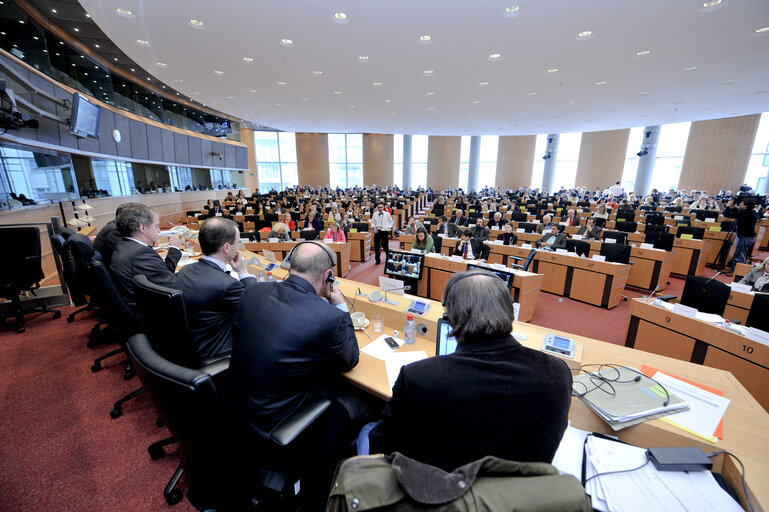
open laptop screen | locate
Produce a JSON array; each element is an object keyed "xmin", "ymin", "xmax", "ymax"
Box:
[{"xmin": 436, "ymin": 318, "xmax": 457, "ymax": 356}]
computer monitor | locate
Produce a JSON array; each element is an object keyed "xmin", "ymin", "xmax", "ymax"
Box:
[
  {"xmin": 384, "ymin": 249, "xmax": 425, "ymax": 280},
  {"xmin": 436, "ymin": 318, "xmax": 457, "ymax": 356}
]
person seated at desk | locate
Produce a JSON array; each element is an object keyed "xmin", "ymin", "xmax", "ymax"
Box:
[
  {"xmin": 364, "ymin": 271, "xmax": 572, "ymax": 471},
  {"xmin": 576, "ymin": 217, "xmax": 602, "ymax": 240},
  {"xmin": 536, "ymin": 223, "xmax": 568, "ymax": 251},
  {"xmin": 340, "ymin": 213, "xmax": 353, "ymax": 234},
  {"xmin": 411, "ymin": 227, "xmax": 434, "ymax": 254},
  {"xmin": 94, "ymin": 202, "xmax": 141, "ymax": 267},
  {"xmin": 204, "ymin": 199, "xmax": 215, "ymax": 211},
  {"xmin": 452, "ymin": 208, "xmax": 469, "ymax": 227},
  {"xmin": 267, "ymin": 222, "xmax": 291, "ymax": 241},
  {"xmin": 470, "ymin": 216, "xmax": 490, "ymax": 240},
  {"xmin": 563, "ymin": 209, "xmax": 579, "ymax": 227},
  {"xmin": 305, "ymin": 211, "xmax": 323, "ymax": 232},
  {"xmin": 323, "ymin": 222, "xmax": 347, "ymax": 243},
  {"xmin": 176, "ymin": 217, "xmax": 256, "ymax": 361},
  {"xmin": 401, "ymin": 216, "xmax": 425, "ymax": 236},
  {"xmin": 497, "ymin": 223, "xmax": 518, "ymax": 246},
  {"xmin": 454, "ymin": 229, "xmax": 488, "ymax": 260},
  {"xmin": 110, "ymin": 203, "xmax": 182, "ymax": 308},
  {"xmin": 487, "ymin": 211, "xmax": 507, "ymax": 230},
  {"xmin": 739, "ymin": 257, "xmax": 769, "ymax": 292},
  {"xmin": 536, "ymin": 214, "xmax": 554, "ymax": 234},
  {"xmin": 593, "ymin": 205, "xmax": 609, "ymax": 220}
]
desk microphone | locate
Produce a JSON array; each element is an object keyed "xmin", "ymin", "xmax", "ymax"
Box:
[
  {"xmin": 645, "ymin": 285, "xmax": 660, "ymax": 301},
  {"xmin": 381, "ymin": 285, "xmax": 412, "ymax": 305},
  {"xmin": 701, "ymin": 271, "xmax": 722, "ymax": 293}
]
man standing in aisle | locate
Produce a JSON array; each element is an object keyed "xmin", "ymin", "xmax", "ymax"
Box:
[
  {"xmin": 371, "ymin": 202, "xmax": 394, "ymax": 265},
  {"xmin": 728, "ymin": 199, "xmax": 759, "ymax": 275}
]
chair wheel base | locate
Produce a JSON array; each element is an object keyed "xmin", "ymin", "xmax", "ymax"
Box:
[
  {"xmin": 148, "ymin": 445, "xmax": 165, "ymax": 460},
  {"xmin": 53, "ymin": 311, "xmax": 61, "ymax": 319},
  {"xmin": 91, "ymin": 363, "xmax": 101, "ymax": 372},
  {"xmin": 67, "ymin": 315, "xmax": 75, "ymax": 323},
  {"xmin": 123, "ymin": 370, "xmax": 135, "ymax": 381},
  {"xmin": 16, "ymin": 327, "xmax": 25, "ymax": 334},
  {"xmin": 110, "ymin": 407, "xmax": 122, "ymax": 419},
  {"xmin": 164, "ymin": 489, "xmax": 183, "ymax": 506},
  {"xmin": 156, "ymin": 418, "xmax": 165, "ymax": 428}
]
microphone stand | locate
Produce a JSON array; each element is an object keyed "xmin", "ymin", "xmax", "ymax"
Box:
[{"xmin": 383, "ymin": 285, "xmax": 411, "ymax": 305}]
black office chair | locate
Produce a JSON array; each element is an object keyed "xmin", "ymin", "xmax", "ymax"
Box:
[
  {"xmin": 0, "ymin": 227, "xmax": 60, "ymax": 333},
  {"xmin": 431, "ymin": 234, "xmax": 442, "ymax": 254},
  {"xmin": 565, "ymin": 239, "xmax": 591, "ymax": 257},
  {"xmin": 746, "ymin": 293, "xmax": 769, "ymax": 332},
  {"xmin": 592, "ymin": 217, "xmax": 607, "ymax": 228},
  {"xmin": 644, "ymin": 224, "xmax": 667, "ymax": 236},
  {"xmin": 496, "ymin": 232, "xmax": 518, "ymax": 246},
  {"xmin": 645, "ymin": 214, "xmax": 665, "ymax": 226},
  {"xmin": 600, "ymin": 243, "xmax": 632, "ymax": 264},
  {"xmin": 53, "ymin": 228, "xmax": 92, "ymax": 324},
  {"xmin": 614, "ymin": 221, "xmax": 638, "ymax": 233},
  {"xmin": 720, "ymin": 220, "xmax": 735, "ymax": 232},
  {"xmin": 652, "ymin": 232, "xmax": 675, "ymax": 251},
  {"xmin": 665, "ymin": 205, "xmax": 683, "ymax": 213},
  {"xmin": 352, "ymin": 222, "xmax": 369, "ymax": 232},
  {"xmin": 602, "ymin": 230, "xmax": 628, "ymax": 245},
  {"xmin": 676, "ymin": 226, "xmax": 705, "ymax": 240},
  {"xmin": 511, "ymin": 248, "xmax": 537, "ymax": 272},
  {"xmin": 674, "ymin": 218, "xmax": 692, "ymax": 227},
  {"xmin": 616, "ymin": 210, "xmax": 635, "ymax": 223},
  {"xmin": 510, "ymin": 212, "xmax": 528, "ymax": 222},
  {"xmin": 298, "ymin": 229, "xmax": 319, "ymax": 240},
  {"xmin": 660, "ymin": 275, "xmax": 731, "ymax": 316},
  {"xmin": 518, "ymin": 222, "xmax": 538, "ymax": 233}
]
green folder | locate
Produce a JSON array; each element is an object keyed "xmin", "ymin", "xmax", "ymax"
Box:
[{"xmin": 617, "ymin": 218, "xmax": 625, "ymax": 223}]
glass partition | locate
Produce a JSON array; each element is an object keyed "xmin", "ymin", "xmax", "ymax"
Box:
[{"xmin": 0, "ymin": 144, "xmax": 77, "ymax": 209}]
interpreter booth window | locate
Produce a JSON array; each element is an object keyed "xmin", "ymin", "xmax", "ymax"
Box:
[
  {"xmin": 410, "ymin": 135, "xmax": 428, "ymax": 189},
  {"xmin": 620, "ymin": 126, "xmax": 645, "ymax": 192},
  {"xmin": 553, "ymin": 132, "xmax": 581, "ymax": 191},
  {"xmin": 744, "ymin": 112, "xmax": 769, "ymax": 194},
  {"xmin": 393, "ymin": 134, "xmax": 404, "ymax": 188},
  {"xmin": 0, "ymin": 144, "xmax": 77, "ymax": 209},
  {"xmin": 329, "ymin": 133, "xmax": 363, "ymax": 188},
  {"xmin": 168, "ymin": 167, "xmax": 193, "ymax": 191},
  {"xmin": 649, "ymin": 122, "xmax": 691, "ymax": 192},
  {"xmin": 478, "ymin": 135, "xmax": 499, "ymax": 188},
  {"xmin": 530, "ymin": 134, "xmax": 547, "ymax": 190},
  {"xmin": 87, "ymin": 158, "xmax": 134, "ymax": 197},
  {"xmin": 458, "ymin": 136, "xmax": 471, "ymax": 190},
  {"xmin": 254, "ymin": 131, "xmax": 298, "ymax": 191}
]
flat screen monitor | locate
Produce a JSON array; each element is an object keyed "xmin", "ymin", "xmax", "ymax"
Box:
[
  {"xmin": 70, "ymin": 93, "xmax": 100, "ymax": 140},
  {"xmin": 466, "ymin": 263, "xmax": 514, "ymax": 288},
  {"xmin": 436, "ymin": 318, "xmax": 457, "ymax": 356},
  {"xmin": 384, "ymin": 249, "xmax": 425, "ymax": 280}
]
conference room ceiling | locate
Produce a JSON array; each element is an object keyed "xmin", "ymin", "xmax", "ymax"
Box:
[{"xmin": 77, "ymin": 0, "xmax": 769, "ymax": 136}]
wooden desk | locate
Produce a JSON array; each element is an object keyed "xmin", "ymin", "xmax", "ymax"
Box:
[
  {"xmin": 346, "ymin": 231, "xmax": 371, "ymax": 262},
  {"xmin": 671, "ymin": 238, "xmax": 705, "ymax": 276},
  {"xmin": 759, "ymin": 219, "xmax": 769, "ymax": 251},
  {"xmin": 243, "ymin": 241, "xmax": 352, "ymax": 278},
  {"xmin": 625, "ymin": 298, "xmax": 769, "ymax": 412}
]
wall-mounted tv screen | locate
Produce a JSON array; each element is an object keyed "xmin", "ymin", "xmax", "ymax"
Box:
[
  {"xmin": 204, "ymin": 121, "xmax": 232, "ymax": 137},
  {"xmin": 384, "ymin": 249, "xmax": 425, "ymax": 280},
  {"xmin": 70, "ymin": 93, "xmax": 100, "ymax": 140}
]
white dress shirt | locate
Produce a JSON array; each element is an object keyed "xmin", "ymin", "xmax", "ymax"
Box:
[{"xmin": 371, "ymin": 210, "xmax": 394, "ymax": 232}]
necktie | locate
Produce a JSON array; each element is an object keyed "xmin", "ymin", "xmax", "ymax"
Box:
[{"xmin": 463, "ymin": 243, "xmax": 468, "ymax": 259}]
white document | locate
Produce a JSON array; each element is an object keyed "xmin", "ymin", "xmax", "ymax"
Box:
[
  {"xmin": 385, "ymin": 351, "xmax": 428, "ymax": 391},
  {"xmin": 532, "ymin": 219, "xmax": 541, "ymax": 224},
  {"xmin": 653, "ymin": 371, "xmax": 730, "ymax": 441},
  {"xmin": 640, "ymin": 243, "xmax": 655, "ymax": 250},
  {"xmin": 592, "ymin": 255, "xmax": 606, "ymax": 262},
  {"xmin": 492, "ymin": 239, "xmax": 504, "ymax": 244},
  {"xmin": 361, "ymin": 334, "xmax": 405, "ymax": 360},
  {"xmin": 604, "ymin": 238, "xmax": 616, "ymax": 244},
  {"xmin": 379, "ymin": 275, "xmax": 406, "ymax": 294},
  {"xmin": 492, "ymin": 263, "xmax": 507, "ymax": 271},
  {"xmin": 240, "ymin": 238, "xmax": 250, "ymax": 244},
  {"xmin": 674, "ymin": 215, "xmax": 684, "ymax": 220},
  {"xmin": 572, "ymin": 234, "xmax": 584, "ymax": 240},
  {"xmin": 516, "ymin": 228, "xmax": 525, "ymax": 233},
  {"xmin": 695, "ymin": 312, "xmax": 724, "ymax": 324},
  {"xmin": 450, "ymin": 255, "xmax": 464, "ymax": 262},
  {"xmin": 513, "ymin": 302, "xmax": 520, "ymax": 322},
  {"xmin": 521, "ymin": 243, "xmax": 533, "ymax": 250},
  {"xmin": 555, "ymin": 248, "xmax": 570, "ymax": 255},
  {"xmin": 551, "ymin": 425, "xmax": 591, "ymax": 479},
  {"xmin": 672, "ymin": 303, "xmax": 698, "ymax": 319},
  {"xmin": 745, "ymin": 327, "xmax": 769, "ymax": 346},
  {"xmin": 268, "ymin": 237, "xmax": 279, "ymax": 243},
  {"xmin": 729, "ymin": 282, "xmax": 752, "ymax": 294}
]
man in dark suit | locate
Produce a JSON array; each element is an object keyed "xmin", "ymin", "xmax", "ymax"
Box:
[
  {"xmin": 487, "ymin": 212, "xmax": 508, "ymax": 230},
  {"xmin": 176, "ymin": 217, "xmax": 256, "ymax": 361},
  {"xmin": 470, "ymin": 216, "xmax": 490, "ymax": 240},
  {"xmin": 453, "ymin": 229, "xmax": 489, "ymax": 260},
  {"xmin": 536, "ymin": 223, "xmax": 568, "ymax": 250},
  {"xmin": 93, "ymin": 202, "xmax": 140, "ymax": 267},
  {"xmin": 224, "ymin": 241, "xmax": 364, "ymax": 507},
  {"xmin": 576, "ymin": 217, "xmax": 602, "ymax": 240},
  {"xmin": 110, "ymin": 203, "xmax": 182, "ymax": 308},
  {"xmin": 451, "ymin": 208, "xmax": 468, "ymax": 227},
  {"xmin": 366, "ymin": 271, "xmax": 572, "ymax": 471}
]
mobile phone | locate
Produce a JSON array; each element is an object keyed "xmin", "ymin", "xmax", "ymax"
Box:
[{"xmin": 384, "ymin": 336, "xmax": 399, "ymax": 350}]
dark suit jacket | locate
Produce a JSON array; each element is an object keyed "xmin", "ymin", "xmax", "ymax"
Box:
[
  {"xmin": 223, "ymin": 275, "xmax": 359, "ymax": 437},
  {"xmin": 368, "ymin": 335, "xmax": 572, "ymax": 471},
  {"xmin": 93, "ymin": 220, "xmax": 122, "ymax": 267},
  {"xmin": 576, "ymin": 225, "xmax": 602, "ymax": 240},
  {"xmin": 499, "ymin": 232, "xmax": 518, "ymax": 246},
  {"xmin": 537, "ymin": 232, "xmax": 568, "ymax": 250},
  {"xmin": 487, "ymin": 218, "xmax": 508, "ymax": 229},
  {"xmin": 446, "ymin": 223, "xmax": 462, "ymax": 238},
  {"xmin": 453, "ymin": 238, "xmax": 488, "ymax": 260},
  {"xmin": 110, "ymin": 238, "xmax": 181, "ymax": 308},
  {"xmin": 452, "ymin": 215, "xmax": 468, "ymax": 227},
  {"xmin": 176, "ymin": 259, "xmax": 256, "ymax": 361}
]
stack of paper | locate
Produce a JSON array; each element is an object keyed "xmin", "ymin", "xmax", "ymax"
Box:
[{"xmin": 573, "ymin": 366, "xmax": 688, "ymax": 430}]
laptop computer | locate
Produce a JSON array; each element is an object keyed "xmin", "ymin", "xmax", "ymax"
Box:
[{"xmin": 436, "ymin": 318, "xmax": 457, "ymax": 356}]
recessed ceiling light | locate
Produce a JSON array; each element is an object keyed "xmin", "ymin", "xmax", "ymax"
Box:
[
  {"xmin": 349, "ymin": 105, "xmax": 356, "ymax": 109},
  {"xmin": 423, "ymin": 69, "xmax": 434, "ymax": 75},
  {"xmin": 755, "ymin": 27, "xmax": 769, "ymax": 33},
  {"xmin": 93, "ymin": 43, "xmax": 99, "ymax": 47},
  {"xmin": 595, "ymin": 81, "xmax": 608, "ymax": 86},
  {"xmin": 156, "ymin": 62, "xmax": 167, "ymax": 67},
  {"xmin": 503, "ymin": 6, "xmax": 520, "ymax": 17},
  {"xmin": 301, "ymin": 97, "xmax": 309, "ymax": 101},
  {"xmin": 384, "ymin": 99, "xmax": 391, "ymax": 103},
  {"xmin": 116, "ymin": 8, "xmax": 132, "ymax": 16},
  {"xmin": 214, "ymin": 70, "xmax": 224, "ymax": 75},
  {"xmin": 85, "ymin": 13, "xmax": 90, "ymax": 18},
  {"xmin": 242, "ymin": 57, "xmax": 254, "ymax": 63},
  {"xmin": 722, "ymin": 79, "xmax": 735, "ymax": 85},
  {"xmin": 280, "ymin": 38, "xmax": 294, "ymax": 47},
  {"xmin": 427, "ymin": 106, "xmax": 435, "ymax": 111},
  {"xmin": 569, "ymin": 100, "xmax": 579, "ymax": 104},
  {"xmin": 673, "ymin": 100, "xmax": 684, "ymax": 104},
  {"xmin": 638, "ymin": 91, "xmax": 648, "ymax": 95},
  {"xmin": 277, "ymin": 81, "xmax": 287, "ymax": 85},
  {"xmin": 136, "ymin": 39, "xmax": 150, "ymax": 46},
  {"xmin": 189, "ymin": 19, "xmax": 204, "ymax": 28},
  {"xmin": 472, "ymin": 100, "xmax": 481, "ymax": 104},
  {"xmin": 333, "ymin": 91, "xmax": 342, "ymax": 94},
  {"xmin": 478, "ymin": 81, "xmax": 489, "ymax": 87},
  {"xmin": 73, "ymin": 27, "xmax": 80, "ymax": 32},
  {"xmin": 636, "ymin": 50, "xmax": 651, "ymax": 56},
  {"xmin": 226, "ymin": 96, "xmax": 234, "ymax": 99},
  {"xmin": 333, "ymin": 12, "xmax": 348, "ymax": 23},
  {"xmin": 684, "ymin": 66, "xmax": 697, "ymax": 71},
  {"xmin": 488, "ymin": 53, "xmax": 502, "ymax": 61},
  {"xmin": 249, "ymin": 89, "xmax": 257, "ymax": 94},
  {"xmin": 419, "ymin": 35, "xmax": 432, "ymax": 43},
  {"xmin": 51, "ymin": 8, "xmax": 57, "ymax": 13},
  {"xmin": 527, "ymin": 92, "xmax": 537, "ymax": 96},
  {"xmin": 702, "ymin": 0, "xmax": 721, "ymax": 7},
  {"xmin": 19, "ymin": 20, "xmax": 24, "ymax": 24},
  {"xmin": 357, "ymin": 55, "xmax": 369, "ymax": 62},
  {"xmin": 275, "ymin": 103, "xmax": 282, "ymax": 107},
  {"xmin": 313, "ymin": 70, "xmax": 323, "ymax": 75},
  {"xmin": 372, "ymin": 82, "xmax": 383, "ymax": 86},
  {"xmin": 146, "ymin": 77, "xmax": 151, "ymax": 81},
  {"xmin": 577, "ymin": 30, "xmax": 593, "ymax": 39},
  {"xmin": 547, "ymin": 68, "xmax": 558, "ymax": 73}
]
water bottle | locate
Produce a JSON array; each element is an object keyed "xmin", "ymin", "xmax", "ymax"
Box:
[
  {"xmin": 404, "ymin": 314, "xmax": 417, "ymax": 344},
  {"xmin": 266, "ymin": 272, "xmax": 276, "ymax": 282},
  {"xmin": 257, "ymin": 273, "xmax": 265, "ymax": 282}
]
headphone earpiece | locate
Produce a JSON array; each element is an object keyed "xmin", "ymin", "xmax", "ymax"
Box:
[{"xmin": 326, "ymin": 269, "xmax": 335, "ymax": 284}]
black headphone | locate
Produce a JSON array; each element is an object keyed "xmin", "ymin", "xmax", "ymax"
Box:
[
  {"xmin": 441, "ymin": 270, "xmax": 501, "ymax": 320},
  {"xmin": 285, "ymin": 241, "xmax": 336, "ymax": 284}
]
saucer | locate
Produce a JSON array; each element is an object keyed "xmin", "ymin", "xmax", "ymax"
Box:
[{"xmin": 354, "ymin": 319, "xmax": 370, "ymax": 330}]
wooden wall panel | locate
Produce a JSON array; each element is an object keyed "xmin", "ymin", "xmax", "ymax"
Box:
[
  {"xmin": 496, "ymin": 135, "xmax": 536, "ymax": 189},
  {"xmin": 679, "ymin": 115, "xmax": 760, "ymax": 193},
  {"xmin": 363, "ymin": 134, "xmax": 394, "ymax": 186},
  {"xmin": 575, "ymin": 129, "xmax": 630, "ymax": 190},
  {"xmin": 296, "ymin": 133, "xmax": 329, "ymax": 187},
  {"xmin": 427, "ymin": 136, "xmax": 461, "ymax": 190}
]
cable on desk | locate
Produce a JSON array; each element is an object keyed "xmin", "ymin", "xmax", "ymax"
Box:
[
  {"xmin": 705, "ymin": 450, "xmax": 754, "ymax": 512},
  {"xmin": 584, "ymin": 453, "xmax": 651, "ymax": 484}
]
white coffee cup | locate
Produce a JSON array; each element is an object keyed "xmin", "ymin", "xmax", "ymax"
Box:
[{"xmin": 351, "ymin": 312, "xmax": 366, "ymax": 328}]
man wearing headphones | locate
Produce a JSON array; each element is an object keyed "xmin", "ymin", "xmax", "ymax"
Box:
[
  {"xmin": 223, "ymin": 241, "xmax": 363, "ymax": 507},
  {"xmin": 365, "ymin": 270, "xmax": 572, "ymax": 472}
]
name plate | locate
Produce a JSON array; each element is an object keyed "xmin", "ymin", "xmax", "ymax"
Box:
[
  {"xmin": 604, "ymin": 238, "xmax": 616, "ymax": 244},
  {"xmin": 591, "ymin": 255, "xmax": 606, "ymax": 262},
  {"xmin": 729, "ymin": 282, "xmax": 752, "ymax": 294},
  {"xmin": 680, "ymin": 234, "xmax": 694, "ymax": 240},
  {"xmin": 521, "ymin": 243, "xmax": 533, "ymax": 250},
  {"xmin": 572, "ymin": 234, "xmax": 584, "ymax": 240},
  {"xmin": 516, "ymin": 228, "xmax": 525, "ymax": 233},
  {"xmin": 240, "ymin": 238, "xmax": 250, "ymax": 244},
  {"xmin": 350, "ymin": 228, "xmax": 358, "ymax": 233},
  {"xmin": 268, "ymin": 237, "xmax": 279, "ymax": 243},
  {"xmin": 491, "ymin": 226, "xmax": 500, "ymax": 231},
  {"xmin": 532, "ymin": 219, "xmax": 541, "ymax": 224},
  {"xmin": 640, "ymin": 243, "xmax": 655, "ymax": 250},
  {"xmin": 672, "ymin": 303, "xmax": 698, "ymax": 319},
  {"xmin": 709, "ymin": 226, "xmax": 722, "ymax": 232},
  {"xmin": 674, "ymin": 215, "xmax": 684, "ymax": 220},
  {"xmin": 450, "ymin": 255, "xmax": 464, "ymax": 262},
  {"xmin": 215, "ymin": 213, "xmax": 223, "ymax": 217},
  {"xmin": 555, "ymin": 249, "xmax": 570, "ymax": 255},
  {"xmin": 745, "ymin": 327, "xmax": 769, "ymax": 346}
]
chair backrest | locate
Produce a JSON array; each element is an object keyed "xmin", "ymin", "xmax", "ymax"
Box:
[
  {"xmin": 720, "ymin": 220, "xmax": 735, "ymax": 232},
  {"xmin": 519, "ymin": 222, "xmax": 538, "ymax": 233},
  {"xmin": 0, "ymin": 227, "xmax": 44, "ymax": 292},
  {"xmin": 521, "ymin": 248, "xmax": 537, "ymax": 272},
  {"xmin": 746, "ymin": 293, "xmax": 769, "ymax": 332},
  {"xmin": 431, "ymin": 234, "xmax": 442, "ymax": 253},
  {"xmin": 644, "ymin": 224, "xmax": 667, "ymax": 234},
  {"xmin": 599, "ymin": 243, "xmax": 631, "ymax": 264},
  {"xmin": 592, "ymin": 217, "xmax": 606, "ymax": 228},
  {"xmin": 616, "ymin": 210, "xmax": 635, "ymax": 222},
  {"xmin": 86, "ymin": 258, "xmax": 139, "ymax": 336},
  {"xmin": 653, "ymin": 233, "xmax": 675, "ymax": 251},
  {"xmin": 133, "ymin": 275, "xmax": 198, "ymax": 368},
  {"xmin": 665, "ymin": 205, "xmax": 683, "ymax": 213},
  {"xmin": 680, "ymin": 275, "xmax": 730, "ymax": 316},
  {"xmin": 676, "ymin": 226, "xmax": 705, "ymax": 240},
  {"xmin": 614, "ymin": 221, "xmax": 637, "ymax": 233},
  {"xmin": 674, "ymin": 218, "xmax": 692, "ymax": 227},
  {"xmin": 60, "ymin": 233, "xmax": 95, "ymax": 306},
  {"xmin": 645, "ymin": 214, "xmax": 665, "ymax": 226},
  {"xmin": 565, "ymin": 239, "xmax": 590, "ymax": 257},
  {"xmin": 352, "ymin": 222, "xmax": 369, "ymax": 232},
  {"xmin": 300, "ymin": 230, "xmax": 319, "ymax": 240},
  {"xmin": 510, "ymin": 212, "xmax": 528, "ymax": 222},
  {"xmin": 602, "ymin": 230, "xmax": 628, "ymax": 245}
]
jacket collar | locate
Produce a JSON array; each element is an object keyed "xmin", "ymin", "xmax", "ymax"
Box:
[
  {"xmin": 284, "ymin": 274, "xmax": 318, "ymax": 296},
  {"xmin": 455, "ymin": 334, "xmax": 520, "ymax": 354}
]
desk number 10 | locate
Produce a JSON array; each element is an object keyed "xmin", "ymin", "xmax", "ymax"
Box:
[{"xmin": 742, "ymin": 345, "xmax": 754, "ymax": 354}]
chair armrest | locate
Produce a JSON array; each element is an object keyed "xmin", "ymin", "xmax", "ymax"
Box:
[
  {"xmin": 657, "ymin": 294, "xmax": 677, "ymax": 302},
  {"xmin": 509, "ymin": 256, "xmax": 522, "ymax": 262},
  {"xmin": 270, "ymin": 397, "xmax": 331, "ymax": 446},
  {"xmin": 198, "ymin": 357, "xmax": 230, "ymax": 377}
]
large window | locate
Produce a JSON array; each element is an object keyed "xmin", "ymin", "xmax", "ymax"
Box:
[
  {"xmin": 91, "ymin": 159, "xmax": 134, "ymax": 196},
  {"xmin": 553, "ymin": 132, "xmax": 581, "ymax": 190},
  {"xmin": 478, "ymin": 136, "xmax": 499, "ymax": 188},
  {"xmin": 0, "ymin": 146, "xmax": 75, "ymax": 206},
  {"xmin": 530, "ymin": 134, "xmax": 547, "ymax": 190},
  {"xmin": 411, "ymin": 135, "xmax": 428, "ymax": 189},
  {"xmin": 620, "ymin": 127, "xmax": 645, "ymax": 192},
  {"xmin": 168, "ymin": 167, "xmax": 193, "ymax": 191},
  {"xmin": 393, "ymin": 135, "xmax": 403, "ymax": 188},
  {"xmin": 458, "ymin": 136, "xmax": 471, "ymax": 190},
  {"xmin": 650, "ymin": 122, "xmax": 691, "ymax": 193},
  {"xmin": 744, "ymin": 112, "xmax": 769, "ymax": 194},
  {"xmin": 254, "ymin": 131, "xmax": 298, "ymax": 191},
  {"xmin": 329, "ymin": 134, "xmax": 363, "ymax": 188}
]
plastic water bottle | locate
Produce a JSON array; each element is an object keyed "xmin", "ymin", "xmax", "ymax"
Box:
[
  {"xmin": 257, "ymin": 273, "xmax": 265, "ymax": 282},
  {"xmin": 266, "ymin": 272, "xmax": 276, "ymax": 282},
  {"xmin": 404, "ymin": 314, "xmax": 417, "ymax": 344}
]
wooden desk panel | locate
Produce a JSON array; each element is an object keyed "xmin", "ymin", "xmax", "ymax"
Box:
[
  {"xmin": 537, "ymin": 260, "xmax": 569, "ymax": 295},
  {"xmin": 670, "ymin": 238, "xmax": 705, "ymax": 276},
  {"xmin": 244, "ymin": 241, "xmax": 351, "ymax": 278},
  {"xmin": 628, "ymin": 247, "xmax": 674, "ymax": 291},
  {"xmin": 347, "ymin": 232, "xmax": 371, "ymax": 262},
  {"xmin": 569, "ymin": 268, "xmax": 607, "ymax": 306},
  {"xmin": 758, "ymin": 219, "xmax": 769, "ymax": 251}
]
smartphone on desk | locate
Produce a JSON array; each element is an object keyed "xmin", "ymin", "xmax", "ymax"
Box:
[{"xmin": 384, "ymin": 337, "xmax": 399, "ymax": 350}]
